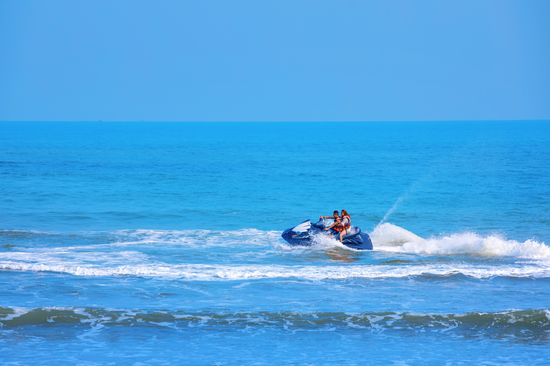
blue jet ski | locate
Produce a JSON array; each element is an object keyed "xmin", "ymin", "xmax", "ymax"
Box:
[{"xmin": 281, "ymin": 218, "xmax": 373, "ymax": 250}]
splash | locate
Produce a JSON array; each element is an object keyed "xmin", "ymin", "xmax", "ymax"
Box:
[
  {"xmin": 371, "ymin": 223, "xmax": 424, "ymax": 246},
  {"xmin": 372, "ymin": 223, "xmax": 550, "ymax": 259},
  {"xmin": 378, "ymin": 194, "xmax": 408, "ymax": 226}
]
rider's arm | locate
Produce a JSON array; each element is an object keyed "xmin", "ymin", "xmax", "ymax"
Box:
[{"xmin": 325, "ymin": 219, "xmax": 341, "ymax": 230}]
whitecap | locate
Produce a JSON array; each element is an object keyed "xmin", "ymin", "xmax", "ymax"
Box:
[{"xmin": 372, "ymin": 223, "xmax": 550, "ymax": 259}]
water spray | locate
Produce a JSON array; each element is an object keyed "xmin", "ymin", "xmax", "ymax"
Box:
[{"xmin": 377, "ymin": 193, "xmax": 408, "ymax": 228}]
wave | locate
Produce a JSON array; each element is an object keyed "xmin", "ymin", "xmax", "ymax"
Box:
[
  {"xmin": 371, "ymin": 223, "xmax": 550, "ymax": 259},
  {"xmin": 3, "ymin": 226, "xmax": 549, "ymax": 260},
  {"xmin": 1, "ymin": 306, "xmax": 548, "ymax": 333},
  {"xmin": 2, "ymin": 225, "xmax": 549, "ymax": 263},
  {"xmin": 0, "ymin": 229, "xmax": 60, "ymax": 239},
  {"xmin": 0, "ymin": 228, "xmax": 282, "ymax": 249},
  {"xmin": 1, "ymin": 260, "xmax": 549, "ymax": 280}
]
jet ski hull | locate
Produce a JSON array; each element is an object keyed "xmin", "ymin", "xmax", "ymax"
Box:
[{"xmin": 281, "ymin": 219, "xmax": 373, "ymax": 250}]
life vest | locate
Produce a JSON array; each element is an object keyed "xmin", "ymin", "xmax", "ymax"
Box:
[
  {"xmin": 342, "ymin": 215, "xmax": 351, "ymax": 229},
  {"xmin": 333, "ymin": 216, "xmax": 351, "ymax": 232},
  {"xmin": 332, "ymin": 217, "xmax": 343, "ymax": 232}
]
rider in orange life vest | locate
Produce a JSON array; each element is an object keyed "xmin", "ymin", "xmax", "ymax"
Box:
[
  {"xmin": 322, "ymin": 209, "xmax": 351, "ymax": 242},
  {"xmin": 320, "ymin": 211, "xmax": 341, "ymax": 222},
  {"xmin": 320, "ymin": 211, "xmax": 342, "ymax": 231},
  {"xmin": 320, "ymin": 210, "xmax": 342, "ymax": 233}
]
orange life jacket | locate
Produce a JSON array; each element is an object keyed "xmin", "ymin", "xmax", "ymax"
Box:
[{"xmin": 333, "ymin": 216, "xmax": 351, "ymax": 232}]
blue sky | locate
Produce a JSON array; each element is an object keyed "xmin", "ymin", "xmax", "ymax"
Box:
[{"xmin": 1, "ymin": 0, "xmax": 549, "ymax": 121}]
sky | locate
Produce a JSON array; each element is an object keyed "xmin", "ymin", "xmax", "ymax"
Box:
[{"xmin": 1, "ymin": 0, "xmax": 549, "ymax": 122}]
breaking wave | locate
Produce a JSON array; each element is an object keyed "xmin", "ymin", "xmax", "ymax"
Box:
[
  {"xmin": 1, "ymin": 306, "xmax": 548, "ymax": 333},
  {"xmin": 1, "ymin": 260, "xmax": 550, "ymax": 280}
]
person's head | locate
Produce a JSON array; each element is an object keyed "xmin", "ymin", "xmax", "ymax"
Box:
[
  {"xmin": 341, "ymin": 209, "xmax": 349, "ymax": 217},
  {"xmin": 333, "ymin": 210, "xmax": 339, "ymax": 218}
]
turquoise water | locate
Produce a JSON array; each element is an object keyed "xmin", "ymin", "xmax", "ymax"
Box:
[{"xmin": 1, "ymin": 121, "xmax": 550, "ymax": 365}]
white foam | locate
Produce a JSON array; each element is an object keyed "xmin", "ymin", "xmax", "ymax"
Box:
[
  {"xmin": 372, "ymin": 223, "xmax": 550, "ymax": 259},
  {"xmin": 1, "ymin": 228, "xmax": 282, "ymax": 252},
  {"xmin": 1, "ymin": 261, "xmax": 549, "ymax": 280},
  {"xmin": 86, "ymin": 228, "xmax": 284, "ymax": 250},
  {"xmin": 0, "ymin": 250, "xmax": 151, "ymax": 268},
  {"xmin": 0, "ymin": 307, "xmax": 31, "ymax": 321},
  {"xmin": 118, "ymin": 228, "xmax": 281, "ymax": 242},
  {"xmin": 311, "ymin": 232, "xmax": 343, "ymax": 249},
  {"xmin": 2, "ymin": 225, "xmax": 549, "ymax": 282},
  {"xmin": 371, "ymin": 223, "xmax": 425, "ymax": 246}
]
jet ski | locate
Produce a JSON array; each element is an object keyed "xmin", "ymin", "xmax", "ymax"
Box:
[{"xmin": 281, "ymin": 218, "xmax": 373, "ymax": 250}]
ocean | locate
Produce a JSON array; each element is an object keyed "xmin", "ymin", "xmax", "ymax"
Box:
[{"xmin": 1, "ymin": 121, "xmax": 549, "ymax": 365}]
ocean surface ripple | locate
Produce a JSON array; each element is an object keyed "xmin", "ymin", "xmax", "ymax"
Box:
[{"xmin": 1, "ymin": 121, "xmax": 549, "ymax": 365}]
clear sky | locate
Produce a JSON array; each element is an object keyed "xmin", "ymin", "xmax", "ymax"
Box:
[{"xmin": 1, "ymin": 0, "xmax": 549, "ymax": 122}]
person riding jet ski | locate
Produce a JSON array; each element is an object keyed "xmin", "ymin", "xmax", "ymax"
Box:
[
  {"xmin": 322, "ymin": 209, "xmax": 351, "ymax": 242},
  {"xmin": 281, "ymin": 210, "xmax": 373, "ymax": 250}
]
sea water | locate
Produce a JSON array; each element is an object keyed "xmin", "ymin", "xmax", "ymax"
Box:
[{"xmin": 1, "ymin": 121, "xmax": 549, "ymax": 365}]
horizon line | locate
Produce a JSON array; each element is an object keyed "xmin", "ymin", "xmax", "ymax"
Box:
[{"xmin": 2, "ymin": 119, "xmax": 549, "ymax": 123}]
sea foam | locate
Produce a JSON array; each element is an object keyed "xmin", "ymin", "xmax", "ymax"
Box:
[
  {"xmin": 372, "ymin": 223, "xmax": 550, "ymax": 259},
  {"xmin": 1, "ymin": 260, "xmax": 549, "ymax": 280}
]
